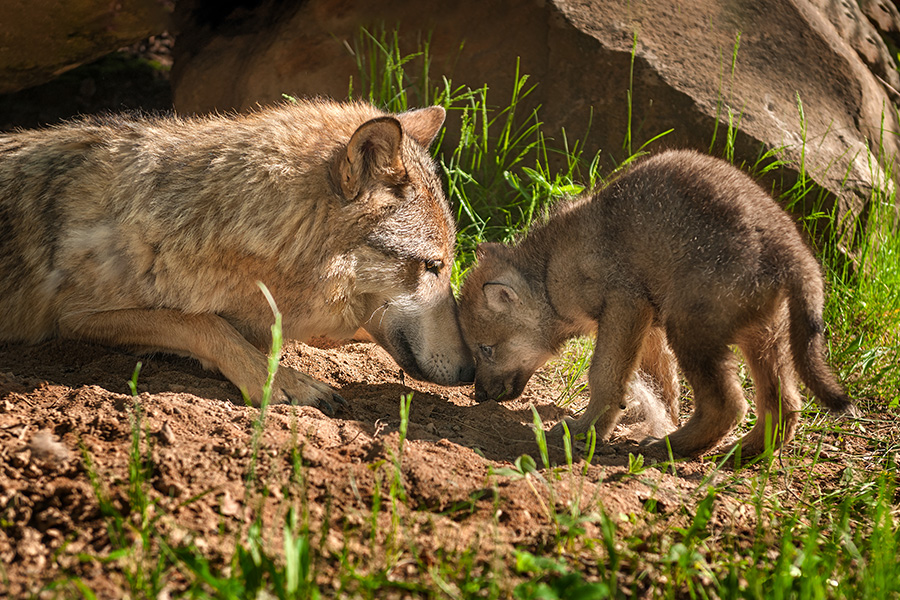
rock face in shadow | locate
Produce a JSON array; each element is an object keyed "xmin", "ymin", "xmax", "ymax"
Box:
[
  {"xmin": 0, "ymin": 0, "xmax": 170, "ymax": 95},
  {"xmin": 171, "ymin": 0, "xmax": 899, "ymax": 218}
]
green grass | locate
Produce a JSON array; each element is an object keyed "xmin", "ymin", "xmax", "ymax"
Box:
[{"xmin": 53, "ymin": 25, "xmax": 900, "ymax": 600}]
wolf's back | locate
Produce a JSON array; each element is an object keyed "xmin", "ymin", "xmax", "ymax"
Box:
[{"xmin": 0, "ymin": 130, "xmax": 97, "ymax": 342}]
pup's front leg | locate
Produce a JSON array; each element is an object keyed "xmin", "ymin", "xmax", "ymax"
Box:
[
  {"xmin": 58, "ymin": 308, "xmax": 346, "ymax": 415},
  {"xmin": 550, "ymin": 298, "xmax": 653, "ymax": 442}
]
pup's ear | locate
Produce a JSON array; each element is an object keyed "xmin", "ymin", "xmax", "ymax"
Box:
[
  {"xmin": 337, "ymin": 116, "xmax": 407, "ymax": 201},
  {"xmin": 475, "ymin": 242, "xmax": 510, "ymax": 264},
  {"xmin": 396, "ymin": 106, "xmax": 446, "ymax": 148},
  {"xmin": 483, "ymin": 281, "xmax": 521, "ymax": 313}
]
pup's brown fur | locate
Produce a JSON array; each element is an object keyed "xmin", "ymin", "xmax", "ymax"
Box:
[
  {"xmin": 459, "ymin": 150, "xmax": 854, "ymax": 457},
  {"xmin": 1, "ymin": 99, "xmax": 475, "ymax": 413}
]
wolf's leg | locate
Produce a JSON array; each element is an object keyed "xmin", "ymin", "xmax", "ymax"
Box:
[
  {"xmin": 58, "ymin": 308, "xmax": 346, "ymax": 414},
  {"xmin": 655, "ymin": 338, "xmax": 747, "ymax": 457},
  {"xmin": 734, "ymin": 300, "xmax": 802, "ymax": 456},
  {"xmin": 553, "ymin": 298, "xmax": 653, "ymax": 441}
]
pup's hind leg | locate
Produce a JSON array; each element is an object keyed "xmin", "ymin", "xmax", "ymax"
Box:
[
  {"xmin": 620, "ymin": 327, "xmax": 680, "ymax": 441},
  {"xmin": 638, "ymin": 326, "xmax": 680, "ymax": 426},
  {"xmin": 655, "ymin": 339, "xmax": 747, "ymax": 457},
  {"xmin": 734, "ymin": 301, "xmax": 802, "ymax": 456}
]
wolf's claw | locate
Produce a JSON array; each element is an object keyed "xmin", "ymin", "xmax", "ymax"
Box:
[
  {"xmin": 315, "ymin": 396, "xmax": 336, "ymax": 417},
  {"xmin": 315, "ymin": 391, "xmax": 348, "ymax": 417}
]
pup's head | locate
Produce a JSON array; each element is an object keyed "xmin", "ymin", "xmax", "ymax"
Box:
[
  {"xmin": 458, "ymin": 243, "xmax": 555, "ymax": 402},
  {"xmin": 336, "ymin": 106, "xmax": 475, "ymax": 386}
]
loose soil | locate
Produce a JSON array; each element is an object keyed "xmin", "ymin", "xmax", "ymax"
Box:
[{"xmin": 0, "ymin": 336, "xmax": 861, "ymax": 597}]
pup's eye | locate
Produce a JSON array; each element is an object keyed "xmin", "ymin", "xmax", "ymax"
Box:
[
  {"xmin": 424, "ymin": 258, "xmax": 443, "ymax": 275},
  {"xmin": 479, "ymin": 344, "xmax": 494, "ymax": 359}
]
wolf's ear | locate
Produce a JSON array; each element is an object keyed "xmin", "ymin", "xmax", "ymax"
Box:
[
  {"xmin": 338, "ymin": 116, "xmax": 407, "ymax": 201},
  {"xmin": 475, "ymin": 242, "xmax": 510, "ymax": 264},
  {"xmin": 483, "ymin": 281, "xmax": 521, "ymax": 313},
  {"xmin": 396, "ymin": 106, "xmax": 446, "ymax": 148}
]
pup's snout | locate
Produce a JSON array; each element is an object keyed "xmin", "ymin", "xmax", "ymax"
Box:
[
  {"xmin": 474, "ymin": 384, "xmax": 490, "ymax": 403},
  {"xmin": 474, "ymin": 381, "xmax": 506, "ymax": 403}
]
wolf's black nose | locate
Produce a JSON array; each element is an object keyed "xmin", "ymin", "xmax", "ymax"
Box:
[{"xmin": 458, "ymin": 362, "xmax": 476, "ymax": 384}]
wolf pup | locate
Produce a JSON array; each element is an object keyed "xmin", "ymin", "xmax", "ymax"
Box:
[
  {"xmin": 0, "ymin": 99, "xmax": 475, "ymax": 414},
  {"xmin": 459, "ymin": 149, "xmax": 854, "ymax": 457}
]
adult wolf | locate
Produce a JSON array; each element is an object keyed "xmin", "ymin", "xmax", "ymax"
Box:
[
  {"xmin": 459, "ymin": 150, "xmax": 854, "ymax": 457},
  {"xmin": 0, "ymin": 100, "xmax": 474, "ymax": 414}
]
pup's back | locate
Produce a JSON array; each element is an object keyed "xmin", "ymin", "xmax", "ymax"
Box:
[{"xmin": 589, "ymin": 151, "xmax": 806, "ymax": 311}]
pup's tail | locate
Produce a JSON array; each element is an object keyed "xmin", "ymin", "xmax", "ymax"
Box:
[{"xmin": 786, "ymin": 256, "xmax": 855, "ymax": 415}]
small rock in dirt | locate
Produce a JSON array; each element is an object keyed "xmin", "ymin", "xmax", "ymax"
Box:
[
  {"xmin": 28, "ymin": 430, "xmax": 71, "ymax": 465},
  {"xmin": 9, "ymin": 451, "xmax": 30, "ymax": 469},
  {"xmin": 43, "ymin": 528, "xmax": 64, "ymax": 549},
  {"xmin": 16, "ymin": 527, "xmax": 45, "ymax": 557},
  {"xmin": 219, "ymin": 491, "xmax": 240, "ymax": 517},
  {"xmin": 158, "ymin": 421, "xmax": 176, "ymax": 445},
  {"xmin": 34, "ymin": 506, "xmax": 69, "ymax": 532},
  {"xmin": 153, "ymin": 465, "xmax": 187, "ymax": 498}
]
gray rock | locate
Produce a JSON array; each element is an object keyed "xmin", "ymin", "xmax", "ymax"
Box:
[
  {"xmin": 0, "ymin": 0, "xmax": 170, "ymax": 94},
  {"xmin": 169, "ymin": 1, "xmax": 898, "ymax": 218}
]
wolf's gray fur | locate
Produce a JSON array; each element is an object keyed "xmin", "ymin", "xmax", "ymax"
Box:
[{"xmin": 1, "ymin": 99, "xmax": 475, "ymax": 412}]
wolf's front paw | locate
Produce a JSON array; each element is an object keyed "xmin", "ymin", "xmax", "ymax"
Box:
[
  {"xmin": 272, "ymin": 368, "xmax": 348, "ymax": 416},
  {"xmin": 547, "ymin": 416, "xmax": 582, "ymax": 442}
]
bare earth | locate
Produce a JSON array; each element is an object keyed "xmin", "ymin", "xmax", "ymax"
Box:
[{"xmin": 0, "ymin": 337, "xmax": 858, "ymax": 597}]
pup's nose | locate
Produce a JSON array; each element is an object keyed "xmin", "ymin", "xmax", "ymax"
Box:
[
  {"xmin": 458, "ymin": 362, "xmax": 476, "ymax": 384},
  {"xmin": 474, "ymin": 384, "xmax": 489, "ymax": 402}
]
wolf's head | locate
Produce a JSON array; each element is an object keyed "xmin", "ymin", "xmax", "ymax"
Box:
[
  {"xmin": 335, "ymin": 106, "xmax": 475, "ymax": 386},
  {"xmin": 458, "ymin": 243, "xmax": 556, "ymax": 402}
]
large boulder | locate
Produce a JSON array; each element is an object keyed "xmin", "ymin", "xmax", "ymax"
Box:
[
  {"xmin": 171, "ymin": 0, "xmax": 899, "ymax": 217},
  {"xmin": 0, "ymin": 0, "xmax": 171, "ymax": 95}
]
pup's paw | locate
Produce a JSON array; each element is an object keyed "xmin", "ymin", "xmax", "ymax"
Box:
[
  {"xmin": 272, "ymin": 368, "xmax": 348, "ymax": 416},
  {"xmin": 639, "ymin": 435, "xmax": 661, "ymax": 447},
  {"xmin": 547, "ymin": 416, "xmax": 574, "ymax": 440},
  {"xmin": 639, "ymin": 435, "xmax": 684, "ymax": 460}
]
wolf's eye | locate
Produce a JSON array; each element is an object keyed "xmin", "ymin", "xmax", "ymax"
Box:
[
  {"xmin": 479, "ymin": 344, "xmax": 494, "ymax": 359},
  {"xmin": 424, "ymin": 258, "xmax": 443, "ymax": 276}
]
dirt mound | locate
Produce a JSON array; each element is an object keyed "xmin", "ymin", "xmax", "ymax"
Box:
[{"xmin": 0, "ymin": 338, "xmax": 810, "ymax": 596}]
